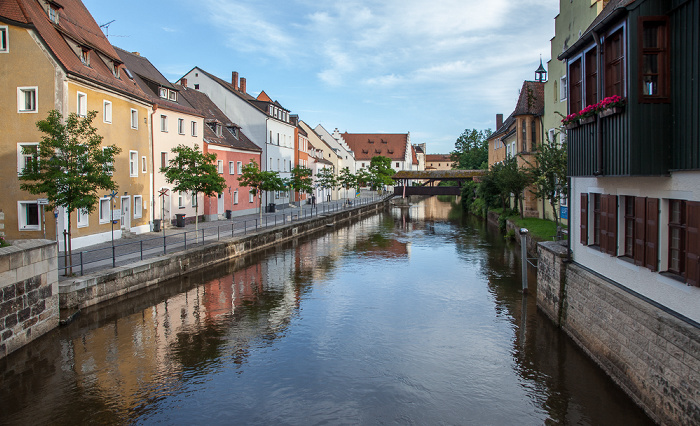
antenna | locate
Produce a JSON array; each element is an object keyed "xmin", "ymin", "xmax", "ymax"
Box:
[{"xmin": 99, "ymin": 20, "xmax": 115, "ymax": 38}]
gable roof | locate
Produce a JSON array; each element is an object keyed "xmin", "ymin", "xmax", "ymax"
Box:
[
  {"xmin": 342, "ymin": 133, "xmax": 409, "ymax": 161},
  {"xmin": 490, "ymin": 113, "xmax": 516, "ymax": 139},
  {"xmin": 5, "ymin": 0, "xmax": 148, "ymax": 102},
  {"xmin": 514, "ymin": 81, "xmax": 545, "ymax": 116},
  {"xmin": 177, "ymin": 87, "xmax": 261, "ymax": 153},
  {"xmin": 426, "ymin": 154, "xmax": 453, "ymax": 163},
  {"xmin": 0, "ymin": 0, "xmax": 30, "ymax": 24},
  {"xmin": 192, "ymin": 67, "xmax": 256, "ymax": 101}
]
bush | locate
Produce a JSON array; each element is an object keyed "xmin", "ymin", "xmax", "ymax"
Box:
[{"xmin": 504, "ymin": 229, "xmax": 516, "ymax": 241}]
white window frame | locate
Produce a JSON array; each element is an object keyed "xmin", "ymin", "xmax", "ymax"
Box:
[
  {"xmin": 130, "ymin": 109, "xmax": 138, "ymax": 129},
  {"xmin": 160, "ymin": 114, "xmax": 168, "ymax": 132},
  {"xmin": 229, "ymin": 161, "xmax": 235, "ymax": 174},
  {"xmin": 48, "ymin": 6, "xmax": 59, "ymax": 24},
  {"xmin": 161, "ymin": 152, "xmax": 168, "ymax": 170},
  {"xmin": 77, "ymin": 208, "xmax": 89, "ymax": 228},
  {"xmin": 249, "ymin": 190, "xmax": 254, "ymax": 203},
  {"xmin": 17, "ymin": 142, "xmax": 39, "ymax": 175},
  {"xmin": 141, "ymin": 156, "xmax": 147, "ymax": 173},
  {"xmin": 178, "ymin": 192, "xmax": 184, "ymax": 208},
  {"xmin": 99, "ymin": 198, "xmax": 111, "ymax": 224},
  {"xmin": 18, "ymin": 201, "xmax": 40, "ymax": 231},
  {"xmin": 217, "ymin": 160, "xmax": 224, "ymax": 174},
  {"xmin": 103, "ymin": 100, "xmax": 112, "ymax": 124},
  {"xmin": 129, "ymin": 150, "xmax": 138, "ymax": 177},
  {"xmin": 237, "ymin": 161, "xmax": 243, "ymax": 175},
  {"xmin": 77, "ymin": 91, "xmax": 87, "ymax": 117},
  {"xmin": 191, "ymin": 121, "xmax": 197, "ymax": 137},
  {"xmin": 1, "ymin": 26, "xmax": 9, "ymax": 53},
  {"xmin": 234, "ymin": 190, "xmax": 239, "ymax": 205},
  {"xmin": 159, "ymin": 87, "xmax": 168, "ymax": 98},
  {"xmin": 133, "ymin": 195, "xmax": 143, "ymax": 219},
  {"xmin": 178, "ymin": 118, "xmax": 185, "ymax": 135},
  {"xmin": 17, "ymin": 87, "xmax": 37, "ymax": 113},
  {"xmin": 169, "ymin": 90, "xmax": 177, "ymax": 102},
  {"xmin": 560, "ymin": 75, "xmax": 568, "ymax": 101},
  {"xmin": 191, "ymin": 192, "xmax": 198, "ymax": 207}
]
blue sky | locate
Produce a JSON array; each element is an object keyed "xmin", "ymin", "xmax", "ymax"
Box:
[{"xmin": 84, "ymin": 0, "xmax": 559, "ymax": 154}]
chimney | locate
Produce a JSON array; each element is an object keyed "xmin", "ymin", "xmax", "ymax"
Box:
[
  {"xmin": 232, "ymin": 71, "xmax": 239, "ymax": 91},
  {"xmin": 496, "ymin": 114, "xmax": 503, "ymax": 130},
  {"xmin": 132, "ymin": 51, "xmax": 140, "ymax": 56},
  {"xmin": 180, "ymin": 78, "xmax": 187, "ymax": 88},
  {"xmin": 240, "ymin": 77, "xmax": 246, "ymax": 94}
]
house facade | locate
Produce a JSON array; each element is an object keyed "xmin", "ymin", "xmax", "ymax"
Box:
[
  {"xmin": 1, "ymin": 0, "xmax": 152, "ymax": 250},
  {"xmin": 425, "ymin": 154, "xmax": 454, "ymax": 171},
  {"xmin": 290, "ymin": 115, "xmax": 310, "ymax": 203},
  {"xmin": 342, "ymin": 132, "xmax": 414, "ymax": 173},
  {"xmin": 299, "ymin": 120, "xmax": 340, "ymax": 201}
]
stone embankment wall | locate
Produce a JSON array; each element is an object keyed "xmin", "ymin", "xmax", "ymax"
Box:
[
  {"xmin": 60, "ymin": 200, "xmax": 392, "ymax": 310},
  {"xmin": 538, "ymin": 241, "xmax": 700, "ymax": 426},
  {"xmin": 0, "ymin": 240, "xmax": 59, "ymax": 359}
]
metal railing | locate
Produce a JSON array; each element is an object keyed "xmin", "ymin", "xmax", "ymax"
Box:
[{"xmin": 59, "ymin": 195, "xmax": 392, "ymax": 277}]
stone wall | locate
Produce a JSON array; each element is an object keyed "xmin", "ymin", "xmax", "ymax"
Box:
[
  {"xmin": 0, "ymin": 240, "xmax": 59, "ymax": 359},
  {"xmin": 537, "ymin": 241, "xmax": 700, "ymax": 426}
]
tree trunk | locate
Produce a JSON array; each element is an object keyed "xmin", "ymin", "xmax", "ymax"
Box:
[
  {"xmin": 550, "ymin": 200, "xmax": 560, "ymax": 227},
  {"xmin": 67, "ymin": 211, "xmax": 73, "ymax": 276},
  {"xmin": 195, "ymin": 202, "xmax": 199, "ymax": 232}
]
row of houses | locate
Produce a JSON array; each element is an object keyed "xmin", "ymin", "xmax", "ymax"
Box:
[
  {"xmin": 488, "ymin": 0, "xmax": 699, "ymax": 326},
  {"xmin": 1, "ymin": 0, "xmax": 429, "ymax": 251}
]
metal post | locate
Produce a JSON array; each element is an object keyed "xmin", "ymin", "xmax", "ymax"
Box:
[
  {"xmin": 140, "ymin": 241, "xmax": 143, "ymax": 261},
  {"xmin": 520, "ymin": 228, "xmax": 529, "ymax": 294},
  {"xmin": 80, "ymin": 251, "xmax": 84, "ymax": 276},
  {"xmin": 217, "ymin": 226, "xmax": 220, "ymax": 241},
  {"xmin": 201, "ymin": 229, "xmax": 204, "ymax": 245},
  {"xmin": 184, "ymin": 232, "xmax": 187, "ymax": 250},
  {"xmin": 163, "ymin": 235, "xmax": 167, "ymax": 255},
  {"xmin": 112, "ymin": 244, "xmax": 116, "ymax": 268},
  {"xmin": 231, "ymin": 223, "xmax": 234, "ymax": 238}
]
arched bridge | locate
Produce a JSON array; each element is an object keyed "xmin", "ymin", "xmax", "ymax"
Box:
[{"xmin": 392, "ymin": 169, "xmax": 486, "ymax": 196}]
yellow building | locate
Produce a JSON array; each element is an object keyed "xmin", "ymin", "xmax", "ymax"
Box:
[{"xmin": 1, "ymin": 0, "xmax": 152, "ymax": 249}]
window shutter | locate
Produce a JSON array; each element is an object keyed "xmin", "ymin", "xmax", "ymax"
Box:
[
  {"xmin": 580, "ymin": 193, "xmax": 588, "ymax": 245},
  {"xmin": 644, "ymin": 198, "xmax": 658, "ymax": 271},
  {"xmin": 606, "ymin": 195, "xmax": 618, "ymax": 256},
  {"xmin": 634, "ymin": 197, "xmax": 646, "ymax": 266},
  {"xmin": 600, "ymin": 195, "xmax": 610, "ymax": 253},
  {"xmin": 686, "ymin": 201, "xmax": 700, "ymax": 287}
]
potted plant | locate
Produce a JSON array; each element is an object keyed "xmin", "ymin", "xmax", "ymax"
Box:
[{"xmin": 597, "ymin": 95, "xmax": 626, "ymax": 118}]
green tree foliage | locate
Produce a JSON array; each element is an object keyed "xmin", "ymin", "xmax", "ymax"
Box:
[
  {"xmin": 367, "ymin": 156, "xmax": 395, "ymax": 192},
  {"xmin": 338, "ymin": 167, "xmax": 357, "ymax": 200},
  {"xmin": 289, "ymin": 165, "xmax": 313, "ymax": 216},
  {"xmin": 494, "ymin": 156, "xmax": 532, "ymax": 218},
  {"xmin": 19, "ymin": 109, "xmax": 121, "ymax": 275},
  {"xmin": 315, "ymin": 167, "xmax": 337, "ymax": 199},
  {"xmin": 238, "ymin": 160, "xmax": 283, "ymax": 221},
  {"xmin": 525, "ymin": 134, "xmax": 568, "ymax": 226},
  {"xmin": 355, "ymin": 168, "xmax": 370, "ymax": 192},
  {"xmin": 450, "ymin": 128, "xmax": 492, "ymax": 170},
  {"xmin": 161, "ymin": 144, "xmax": 226, "ymax": 231}
]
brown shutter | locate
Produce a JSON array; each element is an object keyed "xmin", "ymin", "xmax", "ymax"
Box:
[
  {"xmin": 634, "ymin": 197, "xmax": 646, "ymax": 265},
  {"xmin": 600, "ymin": 194, "xmax": 609, "ymax": 253},
  {"xmin": 686, "ymin": 201, "xmax": 700, "ymax": 287},
  {"xmin": 607, "ymin": 195, "xmax": 618, "ymax": 256},
  {"xmin": 580, "ymin": 193, "xmax": 588, "ymax": 245},
  {"xmin": 644, "ymin": 198, "xmax": 658, "ymax": 271}
]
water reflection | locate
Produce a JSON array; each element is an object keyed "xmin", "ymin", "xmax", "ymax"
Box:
[{"xmin": 0, "ymin": 196, "xmax": 653, "ymax": 425}]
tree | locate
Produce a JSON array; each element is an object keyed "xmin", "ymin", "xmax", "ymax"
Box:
[
  {"xmin": 355, "ymin": 168, "xmax": 370, "ymax": 193},
  {"xmin": 315, "ymin": 167, "xmax": 337, "ymax": 201},
  {"xmin": 338, "ymin": 167, "xmax": 357, "ymax": 201},
  {"xmin": 495, "ymin": 156, "xmax": 532, "ymax": 218},
  {"xmin": 238, "ymin": 160, "xmax": 282, "ymax": 222},
  {"xmin": 526, "ymin": 134, "xmax": 568, "ymax": 226},
  {"xmin": 161, "ymin": 144, "xmax": 226, "ymax": 232},
  {"xmin": 19, "ymin": 110, "xmax": 121, "ymax": 276},
  {"xmin": 289, "ymin": 165, "xmax": 313, "ymax": 216},
  {"xmin": 450, "ymin": 128, "xmax": 492, "ymax": 170},
  {"xmin": 367, "ymin": 156, "xmax": 395, "ymax": 192}
]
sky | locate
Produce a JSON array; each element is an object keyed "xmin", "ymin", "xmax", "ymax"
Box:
[{"xmin": 83, "ymin": 0, "xmax": 559, "ymax": 154}]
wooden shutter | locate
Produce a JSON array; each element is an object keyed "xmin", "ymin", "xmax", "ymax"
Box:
[
  {"xmin": 686, "ymin": 201, "xmax": 700, "ymax": 287},
  {"xmin": 600, "ymin": 195, "xmax": 610, "ymax": 253},
  {"xmin": 606, "ymin": 195, "xmax": 618, "ymax": 256},
  {"xmin": 644, "ymin": 198, "xmax": 658, "ymax": 271},
  {"xmin": 580, "ymin": 193, "xmax": 588, "ymax": 245},
  {"xmin": 634, "ymin": 197, "xmax": 646, "ymax": 266}
]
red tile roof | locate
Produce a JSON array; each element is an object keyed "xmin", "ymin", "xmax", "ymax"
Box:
[
  {"xmin": 514, "ymin": 81, "xmax": 545, "ymax": 116},
  {"xmin": 6, "ymin": 0, "xmax": 149, "ymax": 102},
  {"xmin": 426, "ymin": 154, "xmax": 452, "ymax": 163},
  {"xmin": 0, "ymin": 0, "xmax": 30, "ymax": 24},
  {"xmin": 342, "ymin": 133, "xmax": 409, "ymax": 161}
]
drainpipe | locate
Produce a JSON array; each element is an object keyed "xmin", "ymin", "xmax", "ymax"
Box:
[
  {"xmin": 151, "ymin": 105, "xmax": 158, "ymax": 227},
  {"xmin": 593, "ymin": 31, "xmax": 603, "ymax": 176}
]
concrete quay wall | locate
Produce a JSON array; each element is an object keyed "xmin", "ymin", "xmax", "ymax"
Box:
[
  {"xmin": 537, "ymin": 241, "xmax": 700, "ymax": 426},
  {"xmin": 0, "ymin": 240, "xmax": 59, "ymax": 359},
  {"xmin": 60, "ymin": 199, "xmax": 392, "ymax": 311}
]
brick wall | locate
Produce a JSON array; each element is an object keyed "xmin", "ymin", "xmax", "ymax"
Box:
[
  {"xmin": 537, "ymin": 241, "xmax": 700, "ymax": 425},
  {"xmin": 0, "ymin": 240, "xmax": 59, "ymax": 359}
]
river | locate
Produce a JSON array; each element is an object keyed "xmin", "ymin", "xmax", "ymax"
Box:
[{"xmin": 0, "ymin": 196, "xmax": 654, "ymax": 425}]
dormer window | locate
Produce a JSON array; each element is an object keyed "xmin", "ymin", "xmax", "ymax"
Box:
[
  {"xmin": 207, "ymin": 121, "xmax": 223, "ymax": 137},
  {"xmin": 48, "ymin": 5, "xmax": 59, "ymax": 24},
  {"xmin": 113, "ymin": 63, "xmax": 120, "ymax": 78},
  {"xmin": 159, "ymin": 87, "xmax": 167, "ymax": 98},
  {"xmin": 228, "ymin": 127, "xmax": 238, "ymax": 138},
  {"xmin": 125, "ymin": 68, "xmax": 134, "ymax": 80},
  {"xmin": 80, "ymin": 48, "xmax": 90, "ymax": 66},
  {"xmin": 168, "ymin": 90, "xmax": 177, "ymax": 102}
]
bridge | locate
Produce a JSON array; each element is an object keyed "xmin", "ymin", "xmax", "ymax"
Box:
[{"xmin": 392, "ymin": 169, "xmax": 486, "ymax": 196}]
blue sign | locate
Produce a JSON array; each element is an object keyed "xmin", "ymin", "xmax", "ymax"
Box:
[{"xmin": 560, "ymin": 206, "xmax": 569, "ymax": 220}]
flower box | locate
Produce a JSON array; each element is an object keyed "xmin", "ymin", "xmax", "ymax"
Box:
[
  {"xmin": 598, "ymin": 106, "xmax": 623, "ymax": 118},
  {"xmin": 564, "ymin": 121, "xmax": 579, "ymax": 130},
  {"xmin": 580, "ymin": 116, "xmax": 595, "ymax": 125}
]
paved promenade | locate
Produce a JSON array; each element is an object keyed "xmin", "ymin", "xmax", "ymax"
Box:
[{"xmin": 58, "ymin": 195, "xmax": 386, "ymax": 279}]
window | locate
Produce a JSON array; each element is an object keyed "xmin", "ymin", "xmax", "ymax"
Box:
[
  {"xmin": 639, "ymin": 17, "xmax": 669, "ymax": 101},
  {"xmin": 178, "ymin": 118, "xmax": 185, "ymax": 134},
  {"xmin": 99, "ymin": 198, "xmax": 111, "ymax": 224},
  {"xmin": 130, "ymin": 109, "xmax": 138, "ymax": 129},
  {"xmin": 141, "ymin": 156, "xmax": 147, "ymax": 173},
  {"xmin": 18, "ymin": 87, "xmax": 37, "ymax": 113},
  {"xmin": 669, "ymin": 200, "xmax": 686, "ymax": 276},
  {"xmin": 229, "ymin": 161, "xmax": 235, "ymax": 174},
  {"xmin": 129, "ymin": 151, "xmax": 138, "ymax": 177},
  {"xmin": 237, "ymin": 161, "xmax": 242, "ymax": 174},
  {"xmin": 624, "ymin": 196, "xmax": 635, "ymax": 257},
  {"xmin": 17, "ymin": 143, "xmax": 38, "ymax": 175},
  {"xmin": 234, "ymin": 190, "xmax": 239, "ymax": 205},
  {"xmin": 191, "ymin": 121, "xmax": 197, "ymax": 137},
  {"xmin": 77, "ymin": 92, "xmax": 87, "ymax": 117},
  {"xmin": 159, "ymin": 87, "xmax": 168, "ymax": 99},
  {"xmin": 560, "ymin": 75, "xmax": 567, "ymax": 101},
  {"xmin": 48, "ymin": 6, "xmax": 59, "ymax": 24},
  {"xmin": 103, "ymin": 147, "xmax": 114, "ymax": 175},
  {"xmin": 18, "ymin": 201, "xmax": 40, "ymax": 230},
  {"xmin": 684, "ymin": 202, "xmax": 700, "ymax": 286},
  {"xmin": 169, "ymin": 90, "xmax": 177, "ymax": 102},
  {"xmin": 217, "ymin": 160, "xmax": 224, "ymax": 174},
  {"xmin": 103, "ymin": 100, "xmax": 112, "ymax": 123},
  {"xmin": 178, "ymin": 192, "xmax": 184, "ymax": 208},
  {"xmin": 584, "ymin": 48, "xmax": 598, "ymax": 106},
  {"xmin": 161, "ymin": 152, "xmax": 168, "ymax": 169},
  {"xmin": 77, "ymin": 208, "xmax": 88, "ymax": 228},
  {"xmin": 80, "ymin": 48, "xmax": 89, "ymax": 66},
  {"xmin": 228, "ymin": 126, "xmax": 238, "ymax": 138},
  {"xmin": 593, "ymin": 194, "xmax": 601, "ymax": 246},
  {"xmin": 133, "ymin": 195, "xmax": 142, "ymax": 219},
  {"xmin": 194, "ymin": 84, "xmax": 199, "ymax": 90},
  {"xmin": 569, "ymin": 58, "xmax": 582, "ymax": 114},
  {"xmin": 396, "ymin": 162, "xmax": 400, "ymax": 168},
  {"xmin": 1, "ymin": 26, "xmax": 9, "ymax": 53},
  {"xmin": 604, "ymin": 28, "xmax": 625, "ymax": 97},
  {"xmin": 270, "ymin": 131, "xmax": 273, "ymax": 144},
  {"xmin": 249, "ymin": 190, "xmax": 254, "ymax": 203},
  {"xmin": 160, "ymin": 115, "xmax": 168, "ymax": 132},
  {"xmin": 191, "ymin": 192, "xmax": 197, "ymax": 207}
]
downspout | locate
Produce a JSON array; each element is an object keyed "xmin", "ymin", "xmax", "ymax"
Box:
[
  {"xmin": 151, "ymin": 104, "xmax": 158, "ymax": 228},
  {"xmin": 593, "ymin": 31, "xmax": 603, "ymax": 176}
]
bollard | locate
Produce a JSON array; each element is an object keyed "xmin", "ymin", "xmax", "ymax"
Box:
[
  {"xmin": 140, "ymin": 241, "xmax": 143, "ymax": 261},
  {"xmin": 80, "ymin": 251, "xmax": 84, "ymax": 276},
  {"xmin": 184, "ymin": 232, "xmax": 187, "ymax": 250},
  {"xmin": 519, "ymin": 228, "xmax": 529, "ymax": 294}
]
